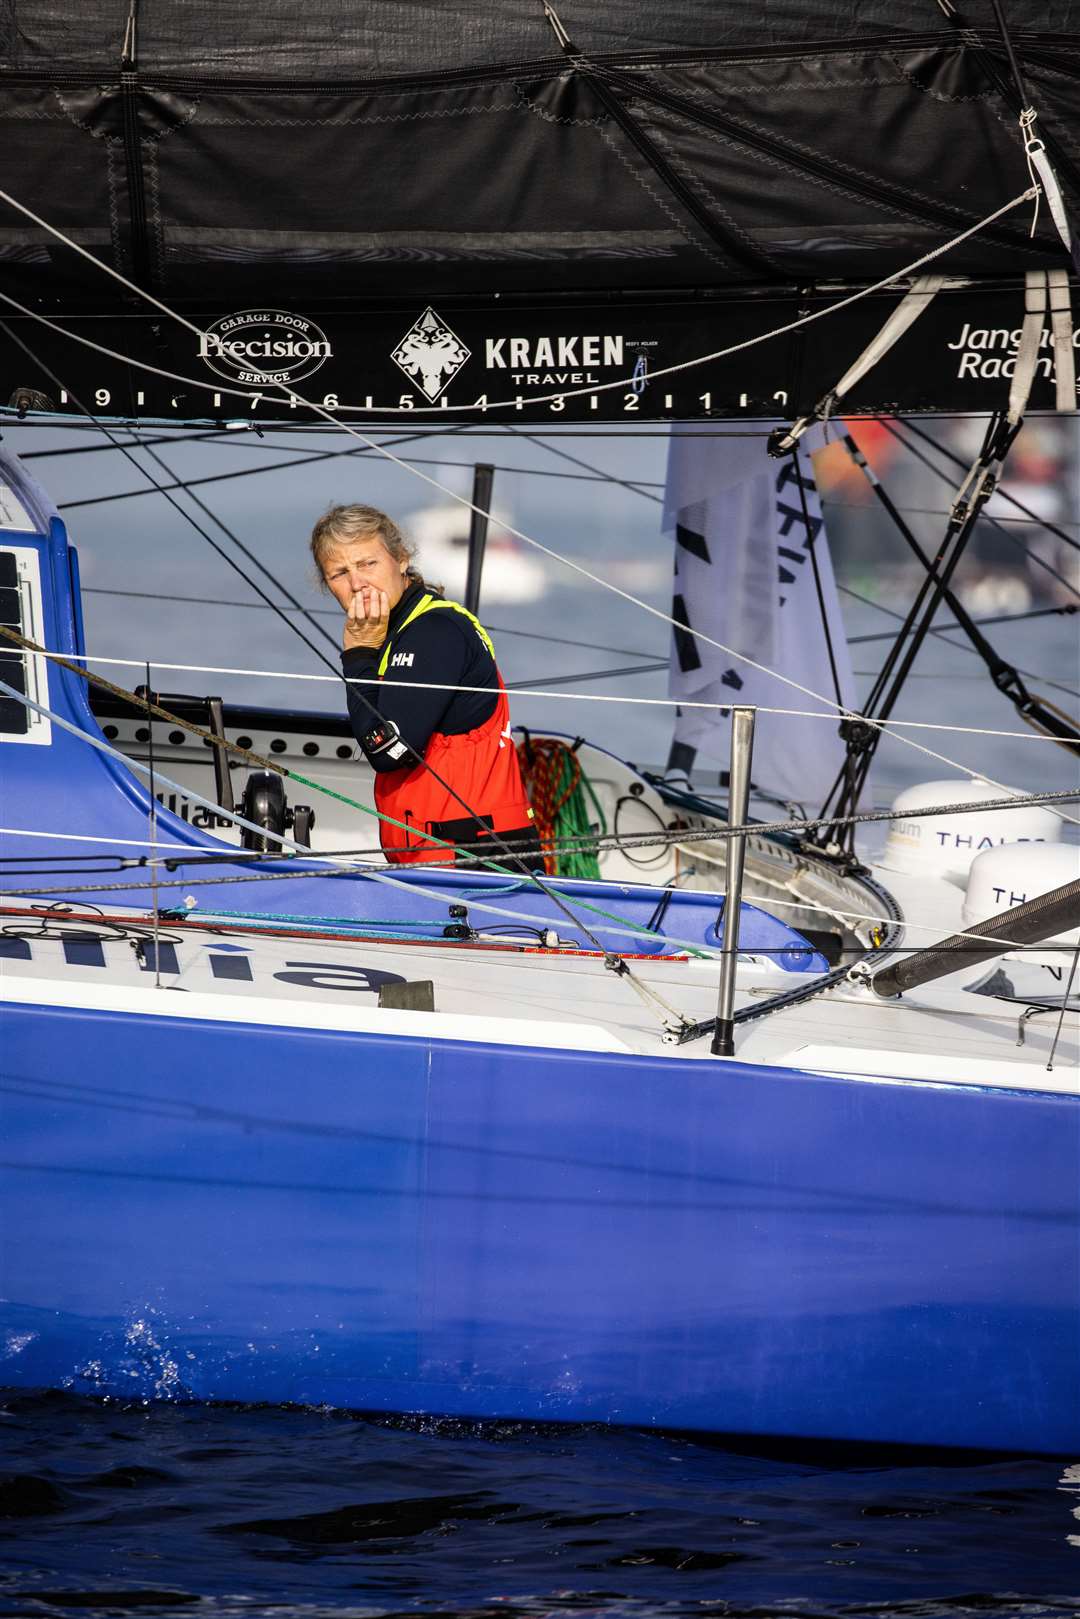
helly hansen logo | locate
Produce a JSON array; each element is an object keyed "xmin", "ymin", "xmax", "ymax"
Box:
[{"xmin": 390, "ymin": 652, "xmax": 414, "ymax": 669}]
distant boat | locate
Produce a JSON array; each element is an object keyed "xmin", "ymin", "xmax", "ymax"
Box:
[{"xmin": 405, "ymin": 502, "xmax": 546, "ymax": 605}]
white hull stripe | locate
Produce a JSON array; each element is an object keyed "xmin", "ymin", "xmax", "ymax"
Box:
[{"xmin": 0, "ymin": 975, "xmax": 633, "ymax": 1053}]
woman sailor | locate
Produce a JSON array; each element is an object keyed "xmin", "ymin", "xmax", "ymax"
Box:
[{"xmin": 312, "ymin": 503, "xmax": 539, "ymax": 867}]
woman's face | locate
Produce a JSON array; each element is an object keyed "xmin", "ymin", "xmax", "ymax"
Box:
[{"xmin": 321, "ymin": 533, "xmax": 409, "ymax": 614}]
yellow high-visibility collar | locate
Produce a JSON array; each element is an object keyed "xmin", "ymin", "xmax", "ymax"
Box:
[{"xmin": 377, "ymin": 592, "xmax": 495, "ymax": 677}]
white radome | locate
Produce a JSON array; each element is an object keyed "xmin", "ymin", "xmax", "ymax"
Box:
[
  {"xmin": 962, "ymin": 841, "xmax": 1080, "ymax": 948},
  {"xmin": 879, "ymin": 777, "xmax": 1061, "ymax": 886}
]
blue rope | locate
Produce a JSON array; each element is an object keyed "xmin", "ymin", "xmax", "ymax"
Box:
[{"xmin": 163, "ymin": 906, "xmax": 449, "ymax": 940}]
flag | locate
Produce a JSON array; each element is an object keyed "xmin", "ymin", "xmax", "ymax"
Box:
[{"xmin": 663, "ymin": 425, "xmax": 855, "ymax": 813}]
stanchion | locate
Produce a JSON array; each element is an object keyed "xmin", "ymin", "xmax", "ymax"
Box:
[{"xmin": 711, "ymin": 706, "xmax": 756, "ymax": 1057}]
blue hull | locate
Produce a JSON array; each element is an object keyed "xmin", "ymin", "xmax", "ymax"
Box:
[{"xmin": 2, "ymin": 998, "xmax": 1077, "ymax": 1453}]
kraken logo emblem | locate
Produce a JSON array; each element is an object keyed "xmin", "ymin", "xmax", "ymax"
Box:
[{"xmin": 391, "ymin": 307, "xmax": 471, "ymax": 401}]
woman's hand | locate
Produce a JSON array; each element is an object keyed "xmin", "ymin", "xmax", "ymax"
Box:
[{"xmin": 343, "ymin": 587, "xmax": 390, "ymax": 651}]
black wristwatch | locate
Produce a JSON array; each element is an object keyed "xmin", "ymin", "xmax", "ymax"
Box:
[{"xmin": 361, "ymin": 717, "xmax": 410, "ymax": 762}]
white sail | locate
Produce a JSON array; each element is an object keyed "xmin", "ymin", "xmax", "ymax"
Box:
[{"xmin": 663, "ymin": 424, "xmax": 855, "ymax": 811}]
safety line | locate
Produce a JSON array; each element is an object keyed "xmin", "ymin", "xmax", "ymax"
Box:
[
  {"xmin": 4, "ymin": 782, "xmax": 1076, "ymax": 868},
  {"xmin": 52, "ymin": 646, "xmax": 1078, "ymax": 744},
  {"xmin": 0, "ymin": 870, "xmax": 968, "ymax": 949},
  {"xmin": 0, "ymin": 623, "xmax": 550, "ymax": 869},
  {"xmin": 5, "ymin": 782, "xmax": 1078, "ymax": 959},
  {"xmin": 6, "ymin": 649, "xmax": 837, "ymax": 997}
]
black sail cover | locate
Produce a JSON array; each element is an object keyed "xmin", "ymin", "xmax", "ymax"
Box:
[{"xmin": 1, "ymin": 0, "xmax": 1079, "ymax": 419}]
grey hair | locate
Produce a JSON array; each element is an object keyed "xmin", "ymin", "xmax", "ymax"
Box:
[{"xmin": 310, "ymin": 503, "xmax": 424, "ymax": 589}]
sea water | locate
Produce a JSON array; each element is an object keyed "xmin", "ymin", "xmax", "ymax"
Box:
[{"xmin": 2, "ymin": 1392, "xmax": 1079, "ymax": 1617}]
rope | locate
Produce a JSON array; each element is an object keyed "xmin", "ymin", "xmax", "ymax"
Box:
[
  {"xmin": 516, "ymin": 736, "xmax": 607, "ymax": 879},
  {"xmin": 8, "ymin": 857, "xmax": 1061, "ymax": 960}
]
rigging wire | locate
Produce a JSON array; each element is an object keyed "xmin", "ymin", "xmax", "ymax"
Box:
[
  {"xmin": 5, "ymin": 839, "xmax": 1075, "ymax": 962},
  {"xmin": 75, "ymin": 582, "xmax": 1074, "ymax": 693},
  {"xmin": 1, "ymin": 749, "xmax": 1073, "ymax": 868},
  {"xmin": 816, "ymin": 410, "xmax": 1046, "ymax": 844},
  {"xmin": 19, "ymin": 428, "xmax": 250, "ymax": 461},
  {"xmin": 838, "ymin": 429, "xmax": 1079, "ymax": 753},
  {"xmin": 37, "ymin": 420, "xmax": 1075, "ymax": 710},
  {"xmin": 848, "ymin": 602, "xmax": 1077, "ymax": 643},
  {"xmin": 2, "ymin": 413, "xmax": 779, "ymax": 439},
  {"xmin": 137, "ymin": 440, "xmax": 341, "ymax": 656},
  {"xmin": 10, "ymin": 408, "xmax": 1060, "ymax": 434},
  {"xmin": 0, "ymin": 650, "xmax": 707, "ymax": 1015},
  {"xmin": 0, "ymin": 318, "xmax": 346, "ymax": 671},
  {"xmin": 56, "ymin": 455, "xmax": 666, "ymax": 511},
  {"xmin": 825, "ymin": 499, "xmax": 1080, "ymax": 534},
  {"xmin": 77, "ymin": 588, "xmax": 668, "ymax": 665},
  {"xmin": 39, "ymin": 643, "xmax": 1077, "ymax": 743},
  {"xmin": 837, "ymin": 582, "xmax": 1080, "ymax": 701},
  {"xmin": 508, "ymin": 660, "xmax": 668, "ymax": 689},
  {"xmin": 500, "ymin": 424, "xmax": 664, "ymax": 505}
]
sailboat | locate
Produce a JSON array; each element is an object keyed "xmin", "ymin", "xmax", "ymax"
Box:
[{"xmin": 1, "ymin": 0, "xmax": 1079, "ymax": 1454}]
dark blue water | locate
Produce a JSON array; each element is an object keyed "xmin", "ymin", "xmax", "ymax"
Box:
[{"xmin": 2, "ymin": 1394, "xmax": 1078, "ymax": 1619}]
